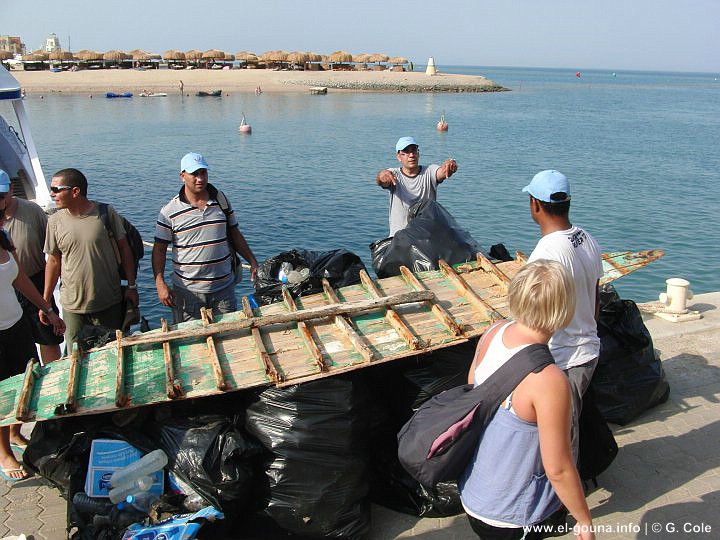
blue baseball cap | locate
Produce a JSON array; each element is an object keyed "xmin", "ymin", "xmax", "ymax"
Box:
[
  {"xmin": 180, "ymin": 152, "xmax": 209, "ymax": 173},
  {"xmin": 522, "ymin": 170, "xmax": 571, "ymax": 203},
  {"xmin": 0, "ymin": 169, "xmax": 10, "ymax": 193},
  {"xmin": 396, "ymin": 136, "xmax": 418, "ymax": 152}
]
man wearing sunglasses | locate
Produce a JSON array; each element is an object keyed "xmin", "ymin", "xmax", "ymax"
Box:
[
  {"xmin": 44, "ymin": 168, "xmax": 139, "ymax": 352},
  {"xmin": 375, "ymin": 136, "xmax": 458, "ymax": 236}
]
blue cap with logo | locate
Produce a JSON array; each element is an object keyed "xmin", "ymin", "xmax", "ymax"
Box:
[
  {"xmin": 0, "ymin": 169, "xmax": 10, "ymax": 193},
  {"xmin": 180, "ymin": 152, "xmax": 209, "ymax": 174},
  {"xmin": 395, "ymin": 136, "xmax": 418, "ymax": 153},
  {"xmin": 522, "ymin": 169, "xmax": 571, "ymax": 203}
]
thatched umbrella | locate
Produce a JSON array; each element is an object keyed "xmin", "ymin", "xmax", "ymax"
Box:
[
  {"xmin": 202, "ymin": 49, "xmax": 225, "ymax": 59},
  {"xmin": 147, "ymin": 53, "xmax": 162, "ymax": 60},
  {"xmin": 224, "ymin": 53, "xmax": 235, "ymax": 61},
  {"xmin": 77, "ymin": 50, "xmax": 103, "ymax": 61},
  {"xmin": 307, "ymin": 52, "xmax": 323, "ymax": 62},
  {"xmin": 287, "ymin": 51, "xmax": 309, "ymax": 65},
  {"xmin": 368, "ymin": 53, "xmax": 389, "ymax": 63},
  {"xmin": 49, "ymin": 50, "xmax": 74, "ymax": 61},
  {"xmin": 235, "ymin": 51, "xmax": 258, "ymax": 63},
  {"xmin": 128, "ymin": 49, "xmax": 146, "ymax": 57},
  {"xmin": 163, "ymin": 50, "xmax": 185, "ymax": 60},
  {"xmin": 388, "ymin": 56, "xmax": 408, "ymax": 65},
  {"xmin": 0, "ymin": 51, "xmax": 13, "ymax": 60},
  {"xmin": 131, "ymin": 50, "xmax": 149, "ymax": 60},
  {"xmin": 103, "ymin": 50, "xmax": 128, "ymax": 61},
  {"xmin": 186, "ymin": 50, "xmax": 203, "ymax": 61},
  {"xmin": 329, "ymin": 50, "xmax": 352, "ymax": 63},
  {"xmin": 352, "ymin": 53, "xmax": 370, "ymax": 63},
  {"xmin": 31, "ymin": 50, "xmax": 50, "ymax": 61}
]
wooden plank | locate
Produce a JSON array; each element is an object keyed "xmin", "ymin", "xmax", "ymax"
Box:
[
  {"xmin": 200, "ymin": 308, "xmax": 227, "ymax": 391},
  {"xmin": 14, "ymin": 358, "xmax": 38, "ymax": 422},
  {"xmin": 398, "ymin": 266, "xmax": 464, "ymax": 336},
  {"xmin": 282, "ymin": 288, "xmax": 326, "ymax": 372},
  {"xmin": 62, "ymin": 343, "xmax": 82, "ymax": 414},
  {"xmin": 322, "ymin": 279, "xmax": 375, "ymax": 363},
  {"xmin": 104, "ymin": 290, "xmax": 434, "ymax": 350},
  {"xmin": 438, "ymin": 259, "xmax": 503, "ymax": 321},
  {"xmin": 359, "ymin": 270, "xmax": 420, "ymax": 350},
  {"xmin": 114, "ymin": 330, "xmax": 128, "ymax": 407},
  {"xmin": 476, "ymin": 252, "xmax": 511, "ymax": 290},
  {"xmin": 161, "ymin": 319, "xmax": 184, "ymax": 399},
  {"xmin": 241, "ymin": 297, "xmax": 282, "ymax": 383},
  {"xmin": 515, "ymin": 250, "xmax": 528, "ymax": 264}
]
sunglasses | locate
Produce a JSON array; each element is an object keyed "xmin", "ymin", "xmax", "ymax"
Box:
[{"xmin": 50, "ymin": 185, "xmax": 73, "ymax": 193}]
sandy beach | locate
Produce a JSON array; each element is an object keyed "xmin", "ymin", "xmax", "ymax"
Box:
[{"xmin": 12, "ymin": 68, "xmax": 507, "ymax": 95}]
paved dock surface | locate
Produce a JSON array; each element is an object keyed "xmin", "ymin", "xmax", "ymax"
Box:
[{"xmin": 3, "ymin": 292, "xmax": 719, "ymax": 540}]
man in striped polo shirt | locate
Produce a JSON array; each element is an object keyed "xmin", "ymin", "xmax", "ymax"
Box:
[{"xmin": 152, "ymin": 152, "xmax": 258, "ymax": 323}]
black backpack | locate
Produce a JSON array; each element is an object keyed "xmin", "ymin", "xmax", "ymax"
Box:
[{"xmin": 98, "ymin": 202, "xmax": 144, "ymax": 280}]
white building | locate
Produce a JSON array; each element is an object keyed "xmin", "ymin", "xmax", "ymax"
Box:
[{"xmin": 44, "ymin": 33, "xmax": 61, "ymax": 52}]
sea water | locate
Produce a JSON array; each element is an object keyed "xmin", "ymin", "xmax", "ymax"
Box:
[{"xmin": 8, "ymin": 66, "xmax": 720, "ymax": 324}]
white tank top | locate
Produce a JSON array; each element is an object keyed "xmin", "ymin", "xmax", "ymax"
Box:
[{"xmin": 0, "ymin": 253, "xmax": 23, "ymax": 330}]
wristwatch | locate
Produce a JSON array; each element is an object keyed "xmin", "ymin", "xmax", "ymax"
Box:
[
  {"xmin": 44, "ymin": 307, "xmax": 55, "ymax": 315},
  {"xmin": 127, "ymin": 284, "xmax": 137, "ymax": 290}
]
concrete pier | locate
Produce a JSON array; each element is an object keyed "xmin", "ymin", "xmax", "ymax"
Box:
[{"xmin": 2, "ymin": 292, "xmax": 719, "ymax": 539}]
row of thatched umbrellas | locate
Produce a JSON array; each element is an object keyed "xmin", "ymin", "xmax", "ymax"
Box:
[{"xmin": 5, "ymin": 48, "xmax": 408, "ymax": 65}]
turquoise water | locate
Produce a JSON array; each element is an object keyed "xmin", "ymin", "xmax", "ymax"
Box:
[{"xmin": 8, "ymin": 66, "xmax": 720, "ymax": 323}]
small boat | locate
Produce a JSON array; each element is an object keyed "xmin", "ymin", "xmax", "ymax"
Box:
[
  {"xmin": 139, "ymin": 92, "xmax": 168, "ymax": 97},
  {"xmin": 238, "ymin": 113, "xmax": 252, "ymax": 134},
  {"xmin": 106, "ymin": 92, "xmax": 133, "ymax": 98},
  {"xmin": 196, "ymin": 90, "xmax": 222, "ymax": 97},
  {"xmin": 309, "ymin": 86, "xmax": 328, "ymax": 95},
  {"xmin": 0, "ymin": 249, "xmax": 664, "ymax": 426},
  {"xmin": 436, "ymin": 113, "xmax": 448, "ymax": 132}
]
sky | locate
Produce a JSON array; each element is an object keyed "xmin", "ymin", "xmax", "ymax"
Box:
[{"xmin": 3, "ymin": 0, "xmax": 718, "ymax": 73}]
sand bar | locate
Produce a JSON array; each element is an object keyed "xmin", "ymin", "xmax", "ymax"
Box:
[{"xmin": 12, "ymin": 68, "xmax": 508, "ymax": 95}]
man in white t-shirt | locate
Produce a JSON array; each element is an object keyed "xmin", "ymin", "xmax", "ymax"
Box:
[
  {"xmin": 523, "ymin": 169, "xmax": 603, "ymax": 460},
  {"xmin": 375, "ymin": 136, "xmax": 458, "ymax": 236}
]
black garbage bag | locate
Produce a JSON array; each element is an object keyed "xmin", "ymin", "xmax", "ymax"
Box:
[
  {"xmin": 244, "ymin": 376, "xmax": 371, "ymax": 539},
  {"xmin": 364, "ymin": 341, "xmax": 476, "ymax": 517},
  {"xmin": 370, "ymin": 200, "xmax": 484, "ymax": 278},
  {"xmin": 578, "ymin": 386, "xmax": 618, "ymax": 485},
  {"xmin": 591, "ymin": 285, "xmax": 670, "ymax": 425},
  {"xmin": 150, "ymin": 412, "xmax": 262, "ymax": 513},
  {"xmin": 254, "ymin": 249, "xmax": 366, "ymax": 305}
]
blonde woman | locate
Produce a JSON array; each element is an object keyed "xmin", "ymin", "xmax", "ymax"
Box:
[{"xmin": 459, "ymin": 260, "xmax": 594, "ymax": 540}]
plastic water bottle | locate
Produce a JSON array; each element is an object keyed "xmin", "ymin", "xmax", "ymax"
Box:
[
  {"xmin": 278, "ymin": 262, "xmax": 293, "ymax": 283},
  {"xmin": 125, "ymin": 492, "xmax": 159, "ymax": 513},
  {"xmin": 72, "ymin": 492, "xmax": 113, "ymax": 514},
  {"xmin": 108, "ymin": 475, "xmax": 154, "ymax": 504},
  {"xmin": 110, "ymin": 449, "xmax": 168, "ymax": 489}
]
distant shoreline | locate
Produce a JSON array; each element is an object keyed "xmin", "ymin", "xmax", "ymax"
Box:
[{"xmin": 12, "ymin": 69, "xmax": 508, "ymax": 95}]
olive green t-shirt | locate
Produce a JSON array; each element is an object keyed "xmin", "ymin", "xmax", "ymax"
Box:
[
  {"xmin": 3, "ymin": 198, "xmax": 48, "ymax": 276},
  {"xmin": 44, "ymin": 202, "xmax": 126, "ymax": 313}
]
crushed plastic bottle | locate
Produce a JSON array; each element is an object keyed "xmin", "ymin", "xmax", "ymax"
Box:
[
  {"xmin": 110, "ymin": 449, "xmax": 168, "ymax": 489},
  {"xmin": 108, "ymin": 475, "xmax": 154, "ymax": 504},
  {"xmin": 278, "ymin": 262, "xmax": 293, "ymax": 283},
  {"xmin": 125, "ymin": 492, "xmax": 159, "ymax": 514}
]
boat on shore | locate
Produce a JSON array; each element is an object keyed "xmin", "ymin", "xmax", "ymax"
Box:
[
  {"xmin": 196, "ymin": 90, "xmax": 221, "ymax": 97},
  {"xmin": 138, "ymin": 92, "xmax": 167, "ymax": 97},
  {"xmin": 106, "ymin": 92, "xmax": 133, "ymax": 98},
  {"xmin": 0, "ymin": 248, "xmax": 663, "ymax": 426}
]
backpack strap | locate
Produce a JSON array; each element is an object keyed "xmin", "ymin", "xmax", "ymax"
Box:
[{"xmin": 97, "ymin": 202, "xmax": 121, "ymax": 265}]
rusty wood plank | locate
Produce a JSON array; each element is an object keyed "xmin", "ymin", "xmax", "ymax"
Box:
[
  {"xmin": 476, "ymin": 252, "xmax": 511, "ymax": 290},
  {"xmin": 359, "ymin": 270, "xmax": 420, "ymax": 350},
  {"xmin": 63, "ymin": 343, "xmax": 82, "ymax": 414},
  {"xmin": 322, "ymin": 279, "xmax": 375, "ymax": 363},
  {"xmin": 104, "ymin": 290, "xmax": 433, "ymax": 350},
  {"xmin": 282, "ymin": 288, "xmax": 326, "ymax": 372},
  {"xmin": 398, "ymin": 266, "xmax": 464, "ymax": 336},
  {"xmin": 241, "ymin": 296, "xmax": 282, "ymax": 383},
  {"xmin": 438, "ymin": 259, "xmax": 503, "ymax": 321},
  {"xmin": 15, "ymin": 358, "xmax": 38, "ymax": 422},
  {"xmin": 161, "ymin": 319, "xmax": 183, "ymax": 399},
  {"xmin": 114, "ymin": 330, "xmax": 129, "ymax": 407},
  {"xmin": 200, "ymin": 308, "xmax": 227, "ymax": 391}
]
